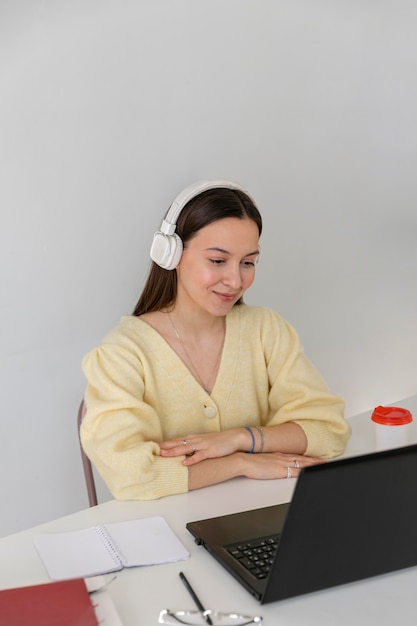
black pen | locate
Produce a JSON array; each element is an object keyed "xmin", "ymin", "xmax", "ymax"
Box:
[{"xmin": 179, "ymin": 571, "xmax": 213, "ymax": 625}]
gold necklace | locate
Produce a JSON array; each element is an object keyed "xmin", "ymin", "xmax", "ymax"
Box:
[{"xmin": 168, "ymin": 312, "xmax": 224, "ymax": 394}]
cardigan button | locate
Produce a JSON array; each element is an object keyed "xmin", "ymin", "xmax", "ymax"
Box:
[{"xmin": 203, "ymin": 405, "xmax": 217, "ymax": 418}]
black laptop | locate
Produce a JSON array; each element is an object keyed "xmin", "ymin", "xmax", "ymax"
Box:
[{"xmin": 186, "ymin": 444, "xmax": 417, "ymax": 603}]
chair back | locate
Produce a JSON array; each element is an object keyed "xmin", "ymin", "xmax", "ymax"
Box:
[{"xmin": 77, "ymin": 400, "xmax": 98, "ymax": 507}]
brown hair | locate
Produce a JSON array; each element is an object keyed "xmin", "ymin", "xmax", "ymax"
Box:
[{"xmin": 132, "ymin": 187, "xmax": 262, "ymax": 316}]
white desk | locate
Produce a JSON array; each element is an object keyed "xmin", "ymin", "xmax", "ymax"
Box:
[{"xmin": 1, "ymin": 395, "xmax": 417, "ymax": 625}]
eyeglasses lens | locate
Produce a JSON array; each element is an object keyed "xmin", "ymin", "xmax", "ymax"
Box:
[{"xmin": 159, "ymin": 610, "xmax": 262, "ymax": 626}]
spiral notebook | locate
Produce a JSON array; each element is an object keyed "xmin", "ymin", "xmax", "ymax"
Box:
[{"xmin": 35, "ymin": 516, "xmax": 189, "ymax": 580}]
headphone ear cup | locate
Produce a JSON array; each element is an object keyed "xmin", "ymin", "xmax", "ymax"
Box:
[{"xmin": 150, "ymin": 231, "xmax": 183, "ymax": 270}]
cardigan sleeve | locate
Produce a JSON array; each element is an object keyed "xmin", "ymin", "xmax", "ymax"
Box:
[
  {"xmin": 260, "ymin": 309, "xmax": 351, "ymax": 458},
  {"xmin": 80, "ymin": 340, "xmax": 189, "ymax": 500}
]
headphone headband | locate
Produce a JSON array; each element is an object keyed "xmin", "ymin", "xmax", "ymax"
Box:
[
  {"xmin": 159, "ymin": 179, "xmax": 249, "ymax": 235},
  {"xmin": 150, "ymin": 179, "xmax": 250, "ymax": 270}
]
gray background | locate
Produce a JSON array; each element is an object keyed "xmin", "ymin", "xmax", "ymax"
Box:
[{"xmin": 1, "ymin": 0, "xmax": 416, "ymax": 537}]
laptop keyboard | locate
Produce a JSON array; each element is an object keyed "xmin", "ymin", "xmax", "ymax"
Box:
[{"xmin": 225, "ymin": 534, "xmax": 280, "ymax": 580}]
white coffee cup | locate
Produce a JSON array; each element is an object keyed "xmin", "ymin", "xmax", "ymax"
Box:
[{"xmin": 371, "ymin": 405, "xmax": 413, "ymax": 451}]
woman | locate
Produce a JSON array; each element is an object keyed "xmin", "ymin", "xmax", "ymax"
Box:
[{"xmin": 81, "ymin": 179, "xmax": 350, "ymax": 500}]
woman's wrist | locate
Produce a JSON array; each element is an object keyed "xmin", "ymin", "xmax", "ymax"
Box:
[
  {"xmin": 236, "ymin": 427, "xmax": 255, "ymax": 453},
  {"xmin": 239, "ymin": 425, "xmax": 265, "ymax": 454},
  {"xmin": 233, "ymin": 451, "xmax": 251, "ymax": 477}
]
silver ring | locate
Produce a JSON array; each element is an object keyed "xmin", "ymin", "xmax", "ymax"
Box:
[
  {"xmin": 183, "ymin": 440, "xmax": 195, "ymax": 456},
  {"xmin": 186, "ymin": 444, "xmax": 196, "ymax": 457},
  {"xmin": 287, "ymin": 466, "xmax": 292, "ymax": 479},
  {"xmin": 293, "ymin": 459, "xmax": 300, "ymax": 469}
]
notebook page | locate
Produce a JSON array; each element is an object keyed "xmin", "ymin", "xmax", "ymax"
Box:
[
  {"xmin": 34, "ymin": 527, "xmax": 123, "ymax": 580},
  {"xmin": 104, "ymin": 516, "xmax": 189, "ymax": 566}
]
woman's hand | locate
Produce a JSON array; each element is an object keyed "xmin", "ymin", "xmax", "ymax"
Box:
[
  {"xmin": 159, "ymin": 428, "xmax": 324, "ymax": 478},
  {"xmin": 161, "ymin": 423, "xmax": 309, "ymax": 466},
  {"xmin": 240, "ymin": 451, "xmax": 326, "ymax": 480},
  {"xmin": 159, "ymin": 429, "xmax": 249, "ymax": 465}
]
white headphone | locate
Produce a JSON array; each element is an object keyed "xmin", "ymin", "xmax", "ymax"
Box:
[{"xmin": 150, "ymin": 179, "xmax": 249, "ymax": 270}]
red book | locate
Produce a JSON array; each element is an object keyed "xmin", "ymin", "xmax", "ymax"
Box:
[{"xmin": 0, "ymin": 578, "xmax": 98, "ymax": 626}]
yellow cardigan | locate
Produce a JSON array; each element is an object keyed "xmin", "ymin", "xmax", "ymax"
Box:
[{"xmin": 81, "ymin": 305, "xmax": 350, "ymax": 500}]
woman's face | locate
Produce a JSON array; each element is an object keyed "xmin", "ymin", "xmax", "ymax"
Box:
[{"xmin": 176, "ymin": 217, "xmax": 260, "ymax": 317}]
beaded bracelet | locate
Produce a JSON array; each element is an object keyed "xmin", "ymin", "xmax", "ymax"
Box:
[
  {"xmin": 254, "ymin": 426, "xmax": 265, "ymax": 453},
  {"xmin": 244, "ymin": 426, "xmax": 255, "ymax": 454}
]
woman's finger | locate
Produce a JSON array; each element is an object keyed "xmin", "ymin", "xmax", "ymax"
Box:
[
  {"xmin": 288, "ymin": 455, "xmax": 325, "ymax": 469},
  {"xmin": 160, "ymin": 438, "xmax": 195, "ymax": 455}
]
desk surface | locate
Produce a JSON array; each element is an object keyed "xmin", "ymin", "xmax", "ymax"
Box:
[{"xmin": 1, "ymin": 395, "xmax": 417, "ymax": 626}]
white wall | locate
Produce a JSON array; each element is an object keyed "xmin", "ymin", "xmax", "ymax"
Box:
[{"xmin": 1, "ymin": 0, "xmax": 416, "ymax": 537}]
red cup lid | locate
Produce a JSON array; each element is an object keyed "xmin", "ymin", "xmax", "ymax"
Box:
[{"xmin": 371, "ymin": 405, "xmax": 413, "ymax": 426}]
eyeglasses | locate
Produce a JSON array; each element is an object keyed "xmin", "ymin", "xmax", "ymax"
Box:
[{"xmin": 159, "ymin": 609, "xmax": 263, "ymax": 626}]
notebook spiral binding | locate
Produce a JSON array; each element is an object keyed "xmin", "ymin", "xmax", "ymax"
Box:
[{"xmin": 95, "ymin": 526, "xmax": 123, "ymax": 567}]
